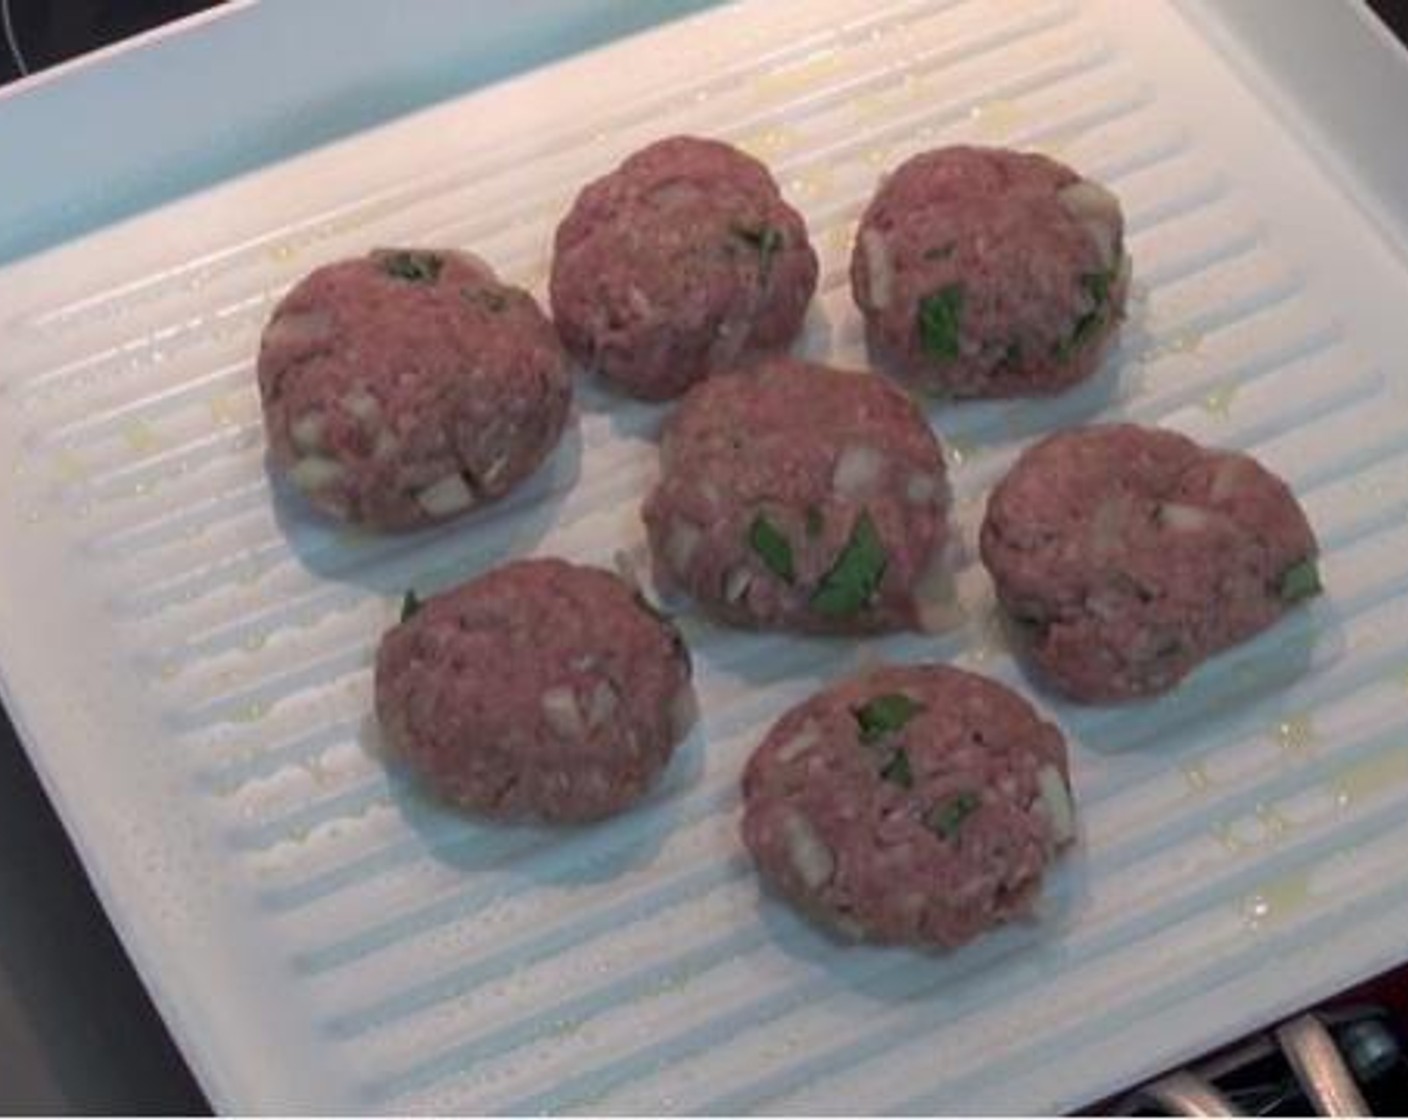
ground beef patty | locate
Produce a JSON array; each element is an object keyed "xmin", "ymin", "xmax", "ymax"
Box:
[
  {"xmin": 258, "ymin": 248, "xmax": 571, "ymax": 530},
  {"xmin": 550, "ymin": 135, "xmax": 819, "ymax": 401},
  {"xmin": 642, "ymin": 356, "xmax": 951, "ymax": 634},
  {"xmin": 850, "ymin": 145, "xmax": 1130, "ymax": 398},
  {"xmin": 374, "ymin": 558, "xmax": 696, "ymax": 822},
  {"xmin": 742, "ymin": 664, "xmax": 1075, "ymax": 948},
  {"xmin": 980, "ymin": 424, "xmax": 1322, "ymax": 703}
]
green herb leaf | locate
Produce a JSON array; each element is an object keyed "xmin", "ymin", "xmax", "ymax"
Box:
[
  {"xmin": 879, "ymin": 748, "xmax": 914, "ymax": 789},
  {"xmin": 923, "ymin": 242, "xmax": 957, "ymax": 261},
  {"xmin": 400, "ymin": 589, "xmax": 424, "ymax": 622},
  {"xmin": 1081, "ymin": 269, "xmax": 1112, "ymax": 305},
  {"xmin": 1278, "ymin": 558, "xmax": 1323, "ymax": 603},
  {"xmin": 918, "ymin": 284, "xmax": 964, "ymax": 362},
  {"xmin": 854, "ymin": 692, "xmax": 925, "ymax": 744},
  {"xmin": 380, "ymin": 250, "xmax": 444, "ymax": 284},
  {"xmin": 732, "ymin": 224, "xmax": 785, "ymax": 284},
  {"xmin": 748, "ymin": 514, "xmax": 796, "ymax": 584},
  {"xmin": 926, "ymin": 790, "xmax": 981, "ymax": 841},
  {"xmin": 1059, "ymin": 269, "xmax": 1115, "ymax": 360},
  {"xmin": 464, "ymin": 286, "xmax": 507, "ymax": 312},
  {"xmin": 811, "ymin": 511, "xmax": 887, "ymax": 617},
  {"xmin": 805, "ymin": 505, "xmax": 824, "ymax": 539}
]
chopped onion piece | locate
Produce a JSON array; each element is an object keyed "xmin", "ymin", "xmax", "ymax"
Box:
[
  {"xmin": 776, "ymin": 722, "xmax": 821, "ymax": 763},
  {"xmin": 665, "ymin": 519, "xmax": 703, "ymax": 573},
  {"xmin": 290, "ymin": 412, "xmax": 326, "ymax": 453},
  {"xmin": 913, "ymin": 550, "xmax": 964, "ymax": 634},
  {"xmin": 373, "ymin": 431, "xmax": 399, "ymax": 460},
  {"xmin": 480, "ymin": 454, "xmax": 511, "ymax": 489},
  {"xmin": 541, "ymin": 686, "xmax": 586, "ymax": 740},
  {"xmin": 833, "ymin": 444, "xmax": 885, "ymax": 499},
  {"xmin": 725, "ymin": 566, "xmax": 753, "ymax": 604},
  {"xmin": 343, "ymin": 388, "xmax": 380, "ymax": 423},
  {"xmin": 905, "ymin": 472, "xmax": 943, "ymax": 505},
  {"xmin": 1209, "ymin": 456, "xmax": 1252, "ymax": 503},
  {"xmin": 585, "ymin": 680, "xmax": 618, "ymax": 730},
  {"xmin": 415, "ymin": 474, "xmax": 475, "ymax": 517},
  {"xmin": 264, "ymin": 308, "xmax": 333, "ymax": 351},
  {"xmin": 782, "ymin": 811, "xmax": 835, "ymax": 889},
  {"xmin": 1159, "ymin": 502, "xmax": 1211, "ymax": 533},
  {"xmin": 289, "ymin": 455, "xmax": 343, "ymax": 491},
  {"xmin": 1036, "ymin": 764, "xmax": 1076, "ymax": 844}
]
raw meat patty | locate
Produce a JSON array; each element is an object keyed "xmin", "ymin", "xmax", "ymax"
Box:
[
  {"xmin": 550, "ymin": 135, "xmax": 819, "ymax": 400},
  {"xmin": 850, "ymin": 145, "xmax": 1130, "ymax": 397},
  {"xmin": 742, "ymin": 664, "xmax": 1075, "ymax": 948},
  {"xmin": 642, "ymin": 356, "xmax": 951, "ymax": 634},
  {"xmin": 980, "ymin": 423, "xmax": 1322, "ymax": 702},
  {"xmin": 374, "ymin": 558, "xmax": 696, "ymax": 822},
  {"xmin": 258, "ymin": 248, "xmax": 571, "ymax": 530}
]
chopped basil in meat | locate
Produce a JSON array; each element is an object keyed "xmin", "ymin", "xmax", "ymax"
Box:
[
  {"xmin": 1059, "ymin": 268, "xmax": 1115, "ymax": 359},
  {"xmin": 1082, "ymin": 269, "xmax": 1113, "ymax": 306},
  {"xmin": 1009, "ymin": 604, "xmax": 1050, "ymax": 639},
  {"xmin": 811, "ymin": 510, "xmax": 887, "ymax": 617},
  {"xmin": 400, "ymin": 589, "xmax": 424, "ymax": 622},
  {"xmin": 918, "ymin": 284, "xmax": 964, "ymax": 362},
  {"xmin": 879, "ymin": 748, "xmax": 914, "ymax": 789},
  {"xmin": 732, "ymin": 224, "xmax": 784, "ymax": 284},
  {"xmin": 1278, "ymin": 558, "xmax": 1323, "ymax": 603},
  {"xmin": 805, "ymin": 505, "xmax": 824, "ymax": 538},
  {"xmin": 748, "ymin": 514, "xmax": 796, "ymax": 584},
  {"xmin": 464, "ymin": 286, "xmax": 507, "ymax": 312},
  {"xmin": 923, "ymin": 242, "xmax": 957, "ymax": 261},
  {"xmin": 854, "ymin": 692, "xmax": 925, "ymax": 744},
  {"xmin": 380, "ymin": 250, "xmax": 444, "ymax": 284},
  {"xmin": 926, "ymin": 790, "xmax": 980, "ymax": 840}
]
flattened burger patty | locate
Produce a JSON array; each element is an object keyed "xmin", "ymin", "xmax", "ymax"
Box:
[
  {"xmin": 980, "ymin": 424, "xmax": 1322, "ymax": 702},
  {"xmin": 550, "ymin": 135, "xmax": 819, "ymax": 401},
  {"xmin": 258, "ymin": 248, "xmax": 571, "ymax": 530},
  {"xmin": 851, "ymin": 145, "xmax": 1129, "ymax": 398},
  {"xmin": 742, "ymin": 664, "xmax": 1075, "ymax": 948},
  {"xmin": 642, "ymin": 356, "xmax": 951, "ymax": 634},
  {"xmin": 374, "ymin": 558, "xmax": 696, "ymax": 822}
]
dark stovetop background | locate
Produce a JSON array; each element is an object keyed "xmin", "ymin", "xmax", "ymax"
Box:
[{"xmin": 1, "ymin": 0, "xmax": 1407, "ymax": 1113}]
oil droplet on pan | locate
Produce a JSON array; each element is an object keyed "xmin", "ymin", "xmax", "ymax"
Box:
[
  {"xmin": 1210, "ymin": 821, "xmax": 1247, "ymax": 854},
  {"xmin": 751, "ymin": 49, "xmax": 844, "ymax": 99},
  {"xmin": 1202, "ymin": 383, "xmax": 1240, "ymax": 417},
  {"xmin": 235, "ymin": 700, "xmax": 268, "ymax": 724},
  {"xmin": 1254, "ymin": 801, "xmax": 1292, "ymax": 841},
  {"xmin": 945, "ymin": 438, "xmax": 976, "ymax": 468},
  {"xmin": 969, "ymin": 98, "xmax": 1024, "ymax": 140},
  {"xmin": 1241, "ymin": 869, "xmax": 1312, "ymax": 930},
  {"xmin": 123, "ymin": 420, "xmax": 163, "ymax": 455},
  {"xmin": 1331, "ymin": 743, "xmax": 1408, "ymax": 809},
  {"xmin": 734, "ymin": 124, "xmax": 798, "ymax": 160},
  {"xmin": 1181, "ymin": 762, "xmax": 1212, "ymax": 793},
  {"xmin": 1271, "ymin": 712, "xmax": 1316, "ymax": 754}
]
